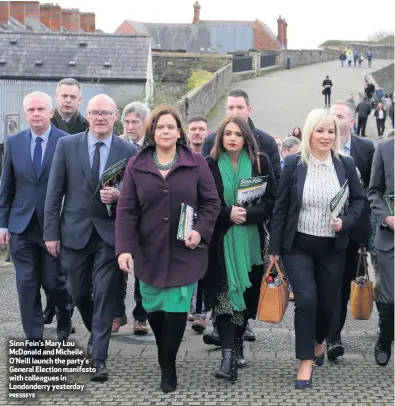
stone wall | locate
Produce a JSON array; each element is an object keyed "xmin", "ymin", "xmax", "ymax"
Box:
[
  {"xmin": 277, "ymin": 48, "xmax": 340, "ymax": 68},
  {"xmin": 371, "ymin": 63, "xmax": 395, "ymax": 95},
  {"xmin": 349, "ymin": 43, "xmax": 394, "ymax": 59},
  {"xmin": 175, "ymin": 63, "xmax": 233, "ymax": 123},
  {"xmin": 153, "ymin": 53, "xmax": 233, "ymax": 83}
]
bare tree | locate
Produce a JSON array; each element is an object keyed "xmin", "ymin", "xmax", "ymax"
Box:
[{"xmin": 367, "ymin": 30, "xmax": 394, "ymax": 42}]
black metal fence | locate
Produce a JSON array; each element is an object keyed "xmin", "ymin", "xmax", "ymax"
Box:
[
  {"xmin": 260, "ymin": 51, "xmax": 277, "ymax": 68},
  {"xmin": 232, "ymin": 56, "xmax": 253, "ymax": 72}
]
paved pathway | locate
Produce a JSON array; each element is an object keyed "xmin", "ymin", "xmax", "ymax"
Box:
[
  {"xmin": 208, "ymin": 59, "xmax": 393, "ymax": 141},
  {"xmin": 0, "ymin": 264, "xmax": 393, "ymax": 405}
]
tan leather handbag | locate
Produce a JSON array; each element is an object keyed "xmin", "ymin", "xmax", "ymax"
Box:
[
  {"xmin": 257, "ymin": 259, "xmax": 289, "ymax": 323},
  {"xmin": 350, "ymin": 246, "xmax": 373, "ymax": 320}
]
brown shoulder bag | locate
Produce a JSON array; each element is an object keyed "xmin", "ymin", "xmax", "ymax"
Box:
[
  {"xmin": 350, "ymin": 245, "xmax": 373, "ymax": 320},
  {"xmin": 257, "ymin": 259, "xmax": 289, "ymax": 323}
]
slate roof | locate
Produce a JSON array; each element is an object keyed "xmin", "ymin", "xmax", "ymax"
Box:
[{"xmin": 0, "ymin": 32, "xmax": 151, "ymax": 81}]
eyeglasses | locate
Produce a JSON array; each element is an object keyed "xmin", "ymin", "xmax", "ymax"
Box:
[{"xmin": 88, "ymin": 110, "xmax": 118, "ymax": 118}]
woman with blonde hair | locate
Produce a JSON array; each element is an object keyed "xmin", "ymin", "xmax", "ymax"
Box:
[{"xmin": 269, "ymin": 109, "xmax": 365, "ymax": 389}]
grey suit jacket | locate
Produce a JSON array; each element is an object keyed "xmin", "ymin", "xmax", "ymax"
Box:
[
  {"xmin": 367, "ymin": 138, "xmax": 394, "ymax": 252},
  {"xmin": 44, "ymin": 131, "xmax": 137, "ymax": 249}
]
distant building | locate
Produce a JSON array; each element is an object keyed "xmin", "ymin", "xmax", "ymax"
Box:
[
  {"xmin": 0, "ymin": 1, "xmax": 97, "ymax": 33},
  {"xmin": 115, "ymin": 1, "xmax": 287, "ymax": 53},
  {"xmin": 0, "ymin": 32, "xmax": 153, "ymax": 140}
]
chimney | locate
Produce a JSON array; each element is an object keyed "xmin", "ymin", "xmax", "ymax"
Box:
[
  {"xmin": 277, "ymin": 15, "xmax": 284, "ymax": 48},
  {"xmin": 283, "ymin": 18, "xmax": 288, "ymax": 49},
  {"xmin": 40, "ymin": 3, "xmax": 62, "ymax": 31},
  {"xmin": 10, "ymin": 1, "xmax": 26, "ymax": 25},
  {"xmin": 0, "ymin": 1, "xmax": 10, "ymax": 25},
  {"xmin": 62, "ymin": 8, "xmax": 80, "ymax": 32},
  {"xmin": 193, "ymin": 1, "xmax": 201, "ymax": 25},
  {"xmin": 81, "ymin": 12, "xmax": 95, "ymax": 32},
  {"xmin": 40, "ymin": 3, "xmax": 51, "ymax": 28},
  {"xmin": 25, "ymin": 1, "xmax": 40, "ymax": 30}
]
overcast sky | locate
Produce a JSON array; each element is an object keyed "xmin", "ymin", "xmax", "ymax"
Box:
[{"xmin": 57, "ymin": 0, "xmax": 394, "ymax": 49}]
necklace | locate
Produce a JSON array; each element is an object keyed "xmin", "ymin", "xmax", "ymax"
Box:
[{"xmin": 153, "ymin": 150, "xmax": 178, "ymax": 170}]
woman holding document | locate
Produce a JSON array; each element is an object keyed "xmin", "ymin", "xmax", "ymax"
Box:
[
  {"xmin": 268, "ymin": 109, "xmax": 365, "ymax": 389},
  {"xmin": 204, "ymin": 116, "xmax": 276, "ymax": 383},
  {"xmin": 115, "ymin": 105, "xmax": 220, "ymax": 393}
]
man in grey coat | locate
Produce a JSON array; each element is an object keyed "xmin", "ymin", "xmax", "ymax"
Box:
[{"xmin": 367, "ymin": 137, "xmax": 394, "ymax": 366}]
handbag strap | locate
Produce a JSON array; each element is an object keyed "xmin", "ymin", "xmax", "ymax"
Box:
[
  {"xmin": 355, "ymin": 245, "xmax": 370, "ymax": 280},
  {"xmin": 264, "ymin": 259, "xmax": 287, "ymax": 284}
]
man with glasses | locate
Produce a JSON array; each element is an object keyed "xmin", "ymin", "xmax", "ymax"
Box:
[{"xmin": 44, "ymin": 94, "xmax": 137, "ymax": 381}]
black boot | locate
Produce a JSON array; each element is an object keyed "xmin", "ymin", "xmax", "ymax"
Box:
[
  {"xmin": 43, "ymin": 304, "xmax": 55, "ymax": 324},
  {"xmin": 215, "ymin": 348, "xmax": 238, "ymax": 382},
  {"xmin": 160, "ymin": 364, "xmax": 177, "ymax": 393},
  {"xmin": 375, "ymin": 303, "xmax": 394, "ymax": 367},
  {"xmin": 147, "ymin": 312, "xmax": 165, "ymax": 367},
  {"xmin": 235, "ymin": 337, "xmax": 247, "ymax": 368}
]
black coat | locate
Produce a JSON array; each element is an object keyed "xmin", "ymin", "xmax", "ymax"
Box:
[
  {"xmin": 51, "ymin": 111, "xmax": 89, "ymax": 135},
  {"xmin": 322, "ymin": 79, "xmax": 333, "ymax": 94},
  {"xmin": 374, "ymin": 109, "xmax": 387, "ymax": 120},
  {"xmin": 356, "ymin": 101, "xmax": 372, "ymax": 119},
  {"xmin": 268, "ymin": 153, "xmax": 366, "ymax": 255},
  {"xmin": 202, "ymin": 118, "xmax": 282, "ymax": 187},
  {"xmin": 203, "ymin": 152, "xmax": 276, "ymax": 317}
]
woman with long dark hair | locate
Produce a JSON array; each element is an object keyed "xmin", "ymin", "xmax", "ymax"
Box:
[
  {"xmin": 115, "ymin": 105, "xmax": 220, "ymax": 393},
  {"xmin": 204, "ymin": 116, "xmax": 276, "ymax": 383},
  {"xmin": 291, "ymin": 127, "xmax": 302, "ymax": 140}
]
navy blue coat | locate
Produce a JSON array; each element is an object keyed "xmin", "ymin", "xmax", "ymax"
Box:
[{"xmin": 0, "ymin": 126, "xmax": 69, "ymax": 233}]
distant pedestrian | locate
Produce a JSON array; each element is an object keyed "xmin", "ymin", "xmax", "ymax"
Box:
[
  {"xmin": 358, "ymin": 54, "xmax": 364, "ymax": 67},
  {"xmin": 374, "ymin": 103, "xmax": 387, "ymax": 139},
  {"xmin": 322, "ymin": 75, "xmax": 333, "ymax": 108},
  {"xmin": 339, "ymin": 52, "xmax": 346, "ymax": 67},
  {"xmin": 290, "ymin": 127, "xmax": 302, "ymax": 140},
  {"xmin": 367, "ymin": 50, "xmax": 373, "ymax": 67},
  {"xmin": 365, "ymin": 80, "xmax": 376, "ymax": 101},
  {"xmin": 389, "ymin": 94, "xmax": 394, "ymax": 129},
  {"xmin": 356, "ymin": 97, "xmax": 372, "ymax": 137},
  {"xmin": 353, "ymin": 50, "xmax": 359, "ymax": 67},
  {"xmin": 375, "ymin": 87, "xmax": 385, "ymax": 104},
  {"xmin": 347, "ymin": 52, "xmax": 353, "ymax": 67}
]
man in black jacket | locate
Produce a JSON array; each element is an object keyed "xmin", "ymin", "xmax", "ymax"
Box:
[
  {"xmin": 202, "ymin": 89, "xmax": 281, "ymax": 187},
  {"xmin": 356, "ymin": 97, "xmax": 372, "ymax": 137},
  {"xmin": 326, "ymin": 100, "xmax": 375, "ymax": 359},
  {"xmin": 202, "ymin": 89, "xmax": 281, "ymax": 345},
  {"xmin": 51, "ymin": 78, "xmax": 89, "ymax": 135}
]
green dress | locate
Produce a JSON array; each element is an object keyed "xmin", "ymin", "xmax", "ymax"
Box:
[{"xmin": 139, "ymin": 281, "xmax": 196, "ymax": 313}]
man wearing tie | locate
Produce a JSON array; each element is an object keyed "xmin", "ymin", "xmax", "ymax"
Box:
[
  {"xmin": 0, "ymin": 92, "xmax": 71, "ymax": 344},
  {"xmin": 117, "ymin": 101, "xmax": 150, "ymax": 336},
  {"xmin": 44, "ymin": 94, "xmax": 137, "ymax": 381},
  {"xmin": 326, "ymin": 100, "xmax": 375, "ymax": 359}
]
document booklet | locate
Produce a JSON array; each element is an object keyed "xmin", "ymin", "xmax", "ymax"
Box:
[
  {"xmin": 330, "ymin": 180, "xmax": 349, "ymax": 219},
  {"xmin": 101, "ymin": 158, "xmax": 127, "ymax": 217},
  {"xmin": 237, "ymin": 176, "xmax": 268, "ymax": 209},
  {"xmin": 384, "ymin": 195, "xmax": 394, "ymax": 216},
  {"xmin": 177, "ymin": 203, "xmax": 197, "ymax": 242}
]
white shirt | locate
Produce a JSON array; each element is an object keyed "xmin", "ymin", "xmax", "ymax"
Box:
[
  {"xmin": 297, "ymin": 154, "xmax": 345, "ymax": 238},
  {"xmin": 378, "ymin": 110, "xmax": 384, "ymax": 119},
  {"xmin": 87, "ymin": 132, "xmax": 112, "ymax": 181}
]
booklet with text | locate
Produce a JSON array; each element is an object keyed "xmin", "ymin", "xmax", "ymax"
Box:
[
  {"xmin": 237, "ymin": 176, "xmax": 268, "ymax": 209},
  {"xmin": 384, "ymin": 195, "xmax": 394, "ymax": 216},
  {"xmin": 330, "ymin": 180, "xmax": 349, "ymax": 219}
]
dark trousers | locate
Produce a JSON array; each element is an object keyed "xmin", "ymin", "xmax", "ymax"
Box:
[
  {"xmin": 133, "ymin": 278, "xmax": 147, "ymax": 322},
  {"xmin": 10, "ymin": 214, "xmax": 69, "ymax": 341},
  {"xmin": 61, "ymin": 228, "xmax": 117, "ymax": 361},
  {"xmin": 324, "ymin": 93, "xmax": 331, "ymax": 106},
  {"xmin": 113, "ymin": 272, "xmax": 127, "ymax": 318},
  {"xmin": 282, "ymin": 233, "xmax": 346, "ymax": 360},
  {"xmin": 43, "ymin": 278, "xmax": 75, "ymax": 318},
  {"xmin": 378, "ymin": 248, "xmax": 394, "ymax": 305},
  {"xmin": 327, "ymin": 239, "xmax": 360, "ymax": 343},
  {"xmin": 376, "ymin": 119, "xmax": 386, "ymax": 137},
  {"xmin": 357, "ymin": 117, "xmax": 368, "ymax": 137}
]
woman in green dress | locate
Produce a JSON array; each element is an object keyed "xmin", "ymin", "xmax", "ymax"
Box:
[{"xmin": 115, "ymin": 105, "xmax": 220, "ymax": 393}]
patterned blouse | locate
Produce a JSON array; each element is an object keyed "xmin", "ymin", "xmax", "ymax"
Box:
[{"xmin": 297, "ymin": 153, "xmax": 348, "ymax": 238}]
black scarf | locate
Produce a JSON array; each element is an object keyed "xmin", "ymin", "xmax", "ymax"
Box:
[{"xmin": 53, "ymin": 109, "xmax": 80, "ymax": 133}]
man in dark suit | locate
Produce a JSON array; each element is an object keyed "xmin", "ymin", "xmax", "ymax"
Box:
[
  {"xmin": 356, "ymin": 97, "xmax": 372, "ymax": 137},
  {"xmin": 202, "ymin": 89, "xmax": 281, "ymax": 344},
  {"xmin": 0, "ymin": 91, "xmax": 71, "ymax": 344},
  {"xmin": 44, "ymin": 94, "xmax": 137, "ymax": 381},
  {"xmin": 326, "ymin": 100, "xmax": 375, "ymax": 359},
  {"xmin": 368, "ymin": 138, "xmax": 394, "ymax": 366},
  {"xmin": 43, "ymin": 78, "xmax": 90, "ymax": 327}
]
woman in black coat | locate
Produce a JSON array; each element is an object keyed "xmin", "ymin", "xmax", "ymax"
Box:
[{"xmin": 204, "ymin": 116, "xmax": 276, "ymax": 383}]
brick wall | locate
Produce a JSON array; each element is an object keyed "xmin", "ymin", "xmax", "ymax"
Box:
[
  {"xmin": 175, "ymin": 63, "xmax": 233, "ymax": 123},
  {"xmin": 252, "ymin": 22, "xmax": 281, "ymax": 51},
  {"xmin": 115, "ymin": 21, "xmax": 136, "ymax": 34},
  {"xmin": 153, "ymin": 53, "xmax": 232, "ymax": 82},
  {"xmin": 349, "ymin": 43, "xmax": 394, "ymax": 59},
  {"xmin": 277, "ymin": 48, "xmax": 339, "ymax": 68}
]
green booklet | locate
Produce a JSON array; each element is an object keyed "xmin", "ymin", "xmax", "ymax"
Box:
[
  {"xmin": 101, "ymin": 158, "xmax": 127, "ymax": 217},
  {"xmin": 384, "ymin": 195, "xmax": 394, "ymax": 216},
  {"xmin": 237, "ymin": 176, "xmax": 268, "ymax": 209},
  {"xmin": 330, "ymin": 180, "xmax": 349, "ymax": 219}
]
